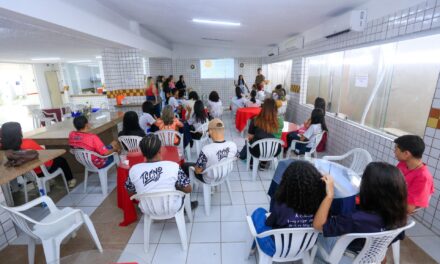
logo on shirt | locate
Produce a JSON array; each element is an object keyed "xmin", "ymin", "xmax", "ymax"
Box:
[
  {"xmin": 141, "ymin": 167, "xmax": 163, "ymax": 186},
  {"xmin": 216, "ymin": 147, "xmax": 230, "ymax": 161}
]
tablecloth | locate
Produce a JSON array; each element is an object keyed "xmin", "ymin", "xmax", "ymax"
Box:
[
  {"xmin": 117, "ymin": 147, "xmax": 183, "ymax": 226},
  {"xmin": 280, "ymin": 122, "xmax": 299, "ymax": 148},
  {"xmin": 235, "ymin": 107, "xmax": 261, "ymax": 132}
]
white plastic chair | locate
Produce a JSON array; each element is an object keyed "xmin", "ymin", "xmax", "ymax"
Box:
[
  {"xmin": 154, "ymin": 130, "xmax": 186, "ymax": 159},
  {"xmin": 189, "ymin": 157, "xmax": 236, "ymax": 216},
  {"xmin": 19, "ymin": 164, "xmax": 70, "ymax": 203},
  {"xmin": 192, "ymin": 122, "xmax": 210, "ymax": 158},
  {"xmin": 31, "ymin": 109, "xmax": 57, "ymax": 128},
  {"xmin": 71, "ymin": 149, "xmax": 118, "ymax": 195},
  {"xmin": 287, "ymin": 131, "xmax": 326, "ymax": 159},
  {"xmin": 312, "ymin": 221, "xmax": 415, "ymax": 264},
  {"xmin": 246, "ymin": 138, "xmax": 284, "ymax": 181},
  {"xmin": 323, "ymin": 148, "xmax": 372, "ymax": 176},
  {"xmin": 0, "ymin": 196, "xmax": 103, "ymax": 264},
  {"xmin": 131, "ymin": 191, "xmax": 192, "ymax": 253},
  {"xmin": 246, "ymin": 216, "xmax": 319, "ymax": 264},
  {"xmin": 118, "ymin": 135, "xmax": 143, "ymax": 153}
]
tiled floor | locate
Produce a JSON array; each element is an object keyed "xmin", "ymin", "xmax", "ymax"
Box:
[{"xmin": 1, "ymin": 112, "xmax": 439, "ymax": 263}]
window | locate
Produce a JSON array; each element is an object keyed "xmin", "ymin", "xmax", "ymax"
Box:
[
  {"xmin": 200, "ymin": 58, "xmax": 234, "ymax": 79},
  {"xmin": 303, "ymin": 34, "xmax": 440, "ymax": 136}
]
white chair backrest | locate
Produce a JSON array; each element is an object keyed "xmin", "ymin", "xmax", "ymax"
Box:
[
  {"xmin": 71, "ymin": 149, "xmax": 100, "ymax": 171},
  {"xmin": 31, "ymin": 109, "xmax": 47, "ymax": 120},
  {"xmin": 326, "ymin": 221, "xmax": 415, "ymax": 264},
  {"xmin": 1, "ymin": 205, "xmax": 39, "ymax": 240},
  {"xmin": 309, "ymin": 131, "xmax": 326, "ymax": 154},
  {"xmin": 202, "ymin": 157, "xmax": 236, "ymax": 185},
  {"xmin": 251, "ymin": 138, "xmax": 284, "ymax": 160},
  {"xmin": 154, "ymin": 130, "xmax": 181, "ymax": 147},
  {"xmin": 348, "ymin": 148, "xmax": 372, "ymax": 175},
  {"xmin": 118, "ymin": 136, "xmax": 143, "ymax": 153},
  {"xmin": 132, "ymin": 191, "xmax": 186, "ymax": 219},
  {"xmin": 195, "ymin": 122, "xmax": 209, "ymax": 141}
]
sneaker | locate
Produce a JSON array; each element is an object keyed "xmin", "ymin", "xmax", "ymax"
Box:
[
  {"xmin": 191, "ymin": 201, "xmax": 199, "ymax": 210},
  {"xmin": 68, "ymin": 179, "xmax": 77, "ymax": 188},
  {"xmin": 258, "ymin": 163, "xmax": 266, "ymax": 171}
]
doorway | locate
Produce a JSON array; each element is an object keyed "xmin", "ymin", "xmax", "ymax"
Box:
[{"xmin": 45, "ymin": 71, "xmax": 62, "ymax": 108}]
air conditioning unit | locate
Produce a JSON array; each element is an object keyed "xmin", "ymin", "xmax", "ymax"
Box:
[
  {"xmin": 325, "ymin": 10, "xmax": 367, "ymax": 38},
  {"xmin": 267, "ymin": 46, "xmax": 279, "ymax": 57},
  {"xmin": 279, "ymin": 35, "xmax": 304, "ymax": 53}
]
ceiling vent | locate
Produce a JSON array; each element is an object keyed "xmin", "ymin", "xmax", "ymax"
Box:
[
  {"xmin": 324, "ymin": 10, "xmax": 367, "ymax": 38},
  {"xmin": 266, "ymin": 46, "xmax": 279, "ymax": 57},
  {"xmin": 278, "ymin": 35, "xmax": 304, "ymax": 53}
]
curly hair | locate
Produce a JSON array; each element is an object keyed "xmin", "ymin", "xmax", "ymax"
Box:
[
  {"xmin": 275, "ymin": 161, "xmax": 326, "ymax": 215},
  {"xmin": 209, "ymin": 91, "xmax": 220, "ymax": 102}
]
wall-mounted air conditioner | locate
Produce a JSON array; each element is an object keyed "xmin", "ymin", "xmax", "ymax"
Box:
[
  {"xmin": 267, "ymin": 47, "xmax": 279, "ymax": 57},
  {"xmin": 279, "ymin": 35, "xmax": 304, "ymax": 53},
  {"xmin": 325, "ymin": 10, "xmax": 367, "ymax": 38}
]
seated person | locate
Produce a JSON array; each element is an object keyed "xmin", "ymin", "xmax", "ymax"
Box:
[
  {"xmin": 231, "ymin": 86, "xmax": 247, "ymax": 114},
  {"xmin": 182, "ymin": 119, "xmax": 237, "ymax": 183},
  {"xmin": 155, "ymin": 105, "xmax": 184, "ymax": 145},
  {"xmin": 245, "ymin": 90, "xmax": 262, "ymax": 108},
  {"xmin": 207, "ymin": 91, "xmax": 223, "ymax": 119},
  {"xmin": 125, "ymin": 134, "xmax": 197, "ymax": 209},
  {"xmin": 139, "ymin": 101, "xmax": 157, "ymax": 133},
  {"xmin": 2, "ymin": 122, "xmax": 77, "ymax": 188},
  {"xmin": 251, "ymin": 160, "xmax": 326, "ymax": 256},
  {"xmin": 313, "ymin": 162, "xmax": 408, "ymax": 257},
  {"xmin": 286, "ymin": 108, "xmax": 327, "ymax": 155},
  {"xmin": 168, "ymin": 89, "xmax": 180, "ymax": 113},
  {"xmin": 299, "ymin": 97, "xmax": 326, "ymax": 133},
  {"xmin": 186, "ymin": 100, "xmax": 209, "ymax": 140},
  {"xmin": 256, "ymin": 87, "xmax": 266, "ymax": 102},
  {"xmin": 272, "ymin": 84, "xmax": 286, "ymax": 100},
  {"xmin": 239, "ymin": 99, "xmax": 283, "ymax": 170},
  {"xmin": 183, "ymin": 91, "xmax": 199, "ymax": 120},
  {"xmin": 394, "ymin": 135, "xmax": 434, "ymax": 213},
  {"xmin": 119, "ymin": 111, "xmax": 146, "ymax": 138},
  {"xmin": 69, "ymin": 115, "xmax": 120, "ymax": 168}
]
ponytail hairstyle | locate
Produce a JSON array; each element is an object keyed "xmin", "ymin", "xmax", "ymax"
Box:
[
  {"xmin": 310, "ymin": 108, "xmax": 328, "ymax": 131},
  {"xmin": 250, "ymin": 90, "xmax": 257, "ymax": 103},
  {"xmin": 193, "ymin": 100, "xmax": 208, "ymax": 124},
  {"xmin": 235, "ymin": 86, "xmax": 242, "ymax": 99},
  {"xmin": 139, "ymin": 134, "xmax": 162, "ymax": 160}
]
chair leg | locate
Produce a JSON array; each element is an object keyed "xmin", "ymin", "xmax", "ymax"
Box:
[
  {"xmin": 252, "ymin": 158, "xmax": 258, "ymax": 181},
  {"xmin": 184, "ymin": 194, "xmax": 193, "ymax": 222},
  {"xmin": 392, "ymin": 240, "xmax": 400, "ymax": 264},
  {"xmin": 98, "ymin": 171, "xmax": 108, "ymax": 195},
  {"xmin": 203, "ymin": 184, "xmax": 211, "ymax": 216},
  {"xmin": 143, "ymin": 215, "xmax": 152, "ymax": 253},
  {"xmin": 302, "ymin": 251, "xmax": 312, "ymax": 264},
  {"xmin": 83, "ymin": 169, "xmax": 89, "ymax": 193},
  {"xmin": 258, "ymin": 249, "xmax": 272, "ymax": 264},
  {"xmin": 175, "ymin": 210, "xmax": 188, "ymax": 251},
  {"xmin": 27, "ymin": 237, "xmax": 35, "ymax": 264},
  {"xmin": 41, "ymin": 239, "xmax": 60, "ymax": 264},
  {"xmin": 59, "ymin": 172, "xmax": 69, "ymax": 194},
  {"xmin": 20, "ymin": 177, "xmax": 29, "ymax": 203},
  {"xmin": 225, "ymin": 179, "xmax": 233, "ymax": 205},
  {"xmin": 82, "ymin": 214, "xmax": 103, "ymax": 252},
  {"xmin": 186, "ymin": 146, "xmax": 191, "ymax": 161}
]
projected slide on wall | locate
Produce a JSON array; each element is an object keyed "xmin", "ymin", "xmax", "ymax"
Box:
[{"xmin": 200, "ymin": 59, "xmax": 234, "ymax": 79}]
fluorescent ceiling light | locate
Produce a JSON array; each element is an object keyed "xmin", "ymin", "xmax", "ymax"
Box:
[
  {"xmin": 192, "ymin": 18, "xmax": 240, "ymax": 26},
  {"xmin": 67, "ymin": 60, "xmax": 92, "ymax": 63},
  {"xmin": 95, "ymin": 56, "xmax": 102, "ymax": 59},
  {"xmin": 31, "ymin": 57, "xmax": 60, "ymax": 61}
]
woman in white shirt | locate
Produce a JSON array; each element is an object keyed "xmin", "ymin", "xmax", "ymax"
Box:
[
  {"xmin": 245, "ymin": 90, "xmax": 262, "ymax": 108},
  {"xmin": 139, "ymin": 101, "xmax": 157, "ymax": 133},
  {"xmin": 187, "ymin": 100, "xmax": 209, "ymax": 140},
  {"xmin": 207, "ymin": 91, "xmax": 223, "ymax": 118},
  {"xmin": 286, "ymin": 108, "xmax": 327, "ymax": 155},
  {"xmin": 234, "ymin": 75, "xmax": 250, "ymax": 95},
  {"xmin": 182, "ymin": 91, "xmax": 199, "ymax": 120},
  {"xmin": 231, "ymin": 86, "xmax": 247, "ymax": 115}
]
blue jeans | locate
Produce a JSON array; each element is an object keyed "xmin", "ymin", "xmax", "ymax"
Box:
[{"xmin": 102, "ymin": 145, "xmax": 114, "ymax": 168}]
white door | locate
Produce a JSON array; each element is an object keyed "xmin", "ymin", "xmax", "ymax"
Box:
[{"xmin": 45, "ymin": 71, "xmax": 62, "ymax": 107}]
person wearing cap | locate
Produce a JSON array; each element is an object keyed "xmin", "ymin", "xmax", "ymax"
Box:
[
  {"xmin": 182, "ymin": 118, "xmax": 238, "ymax": 183},
  {"xmin": 126, "ymin": 134, "xmax": 198, "ymax": 209}
]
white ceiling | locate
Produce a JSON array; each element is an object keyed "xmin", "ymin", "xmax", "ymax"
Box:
[
  {"xmin": 97, "ymin": 0, "xmax": 370, "ymax": 48},
  {"xmin": 0, "ymin": 14, "xmax": 126, "ymax": 63}
]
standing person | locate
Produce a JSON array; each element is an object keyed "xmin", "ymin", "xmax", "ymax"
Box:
[
  {"xmin": 254, "ymin": 68, "xmax": 266, "ymax": 91},
  {"xmin": 168, "ymin": 75, "xmax": 176, "ymax": 93},
  {"xmin": 207, "ymin": 91, "xmax": 223, "ymax": 119},
  {"xmin": 156, "ymin": 75, "xmax": 165, "ymax": 111},
  {"xmin": 1, "ymin": 122, "xmax": 77, "ymax": 188},
  {"xmin": 125, "ymin": 134, "xmax": 198, "ymax": 209},
  {"xmin": 394, "ymin": 135, "xmax": 434, "ymax": 213},
  {"xmin": 176, "ymin": 75, "xmax": 187, "ymax": 95},
  {"xmin": 163, "ymin": 77, "xmax": 172, "ymax": 105},
  {"xmin": 313, "ymin": 162, "xmax": 408, "ymax": 257},
  {"xmin": 235, "ymin": 74, "xmax": 249, "ymax": 94},
  {"xmin": 139, "ymin": 101, "xmax": 157, "ymax": 134},
  {"xmin": 145, "ymin": 76, "xmax": 160, "ymax": 117},
  {"xmin": 69, "ymin": 116, "xmax": 120, "ymax": 168},
  {"xmin": 182, "ymin": 119, "xmax": 237, "ymax": 183}
]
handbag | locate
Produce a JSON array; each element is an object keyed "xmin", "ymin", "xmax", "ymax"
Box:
[{"xmin": 5, "ymin": 149, "xmax": 39, "ymax": 167}]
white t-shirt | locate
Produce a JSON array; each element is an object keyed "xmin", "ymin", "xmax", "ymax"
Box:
[
  {"xmin": 195, "ymin": 141, "xmax": 238, "ymax": 182},
  {"xmin": 187, "ymin": 116, "xmax": 208, "ymax": 131},
  {"xmin": 168, "ymin": 96, "xmax": 179, "ymax": 111},
  {"xmin": 257, "ymin": 90, "xmax": 266, "ymax": 101},
  {"xmin": 139, "ymin": 113, "xmax": 156, "ymax": 133},
  {"xmin": 246, "ymin": 99, "xmax": 262, "ymax": 108},
  {"xmin": 126, "ymin": 161, "xmax": 190, "ymax": 211},
  {"xmin": 182, "ymin": 99, "xmax": 196, "ymax": 119},
  {"xmin": 302, "ymin": 124, "xmax": 323, "ymax": 148},
  {"xmin": 231, "ymin": 97, "xmax": 247, "ymax": 113},
  {"xmin": 208, "ymin": 100, "xmax": 223, "ymax": 118}
]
